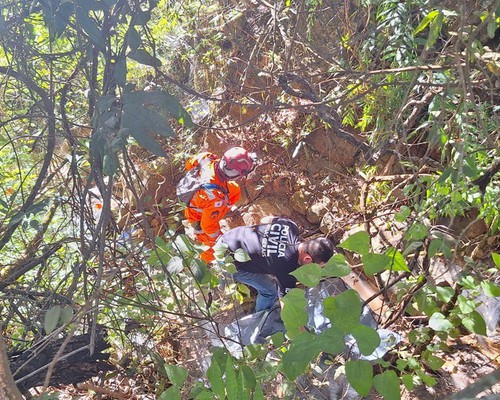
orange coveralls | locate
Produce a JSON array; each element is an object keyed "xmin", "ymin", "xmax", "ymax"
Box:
[{"xmin": 183, "ymin": 152, "xmax": 241, "ymax": 262}]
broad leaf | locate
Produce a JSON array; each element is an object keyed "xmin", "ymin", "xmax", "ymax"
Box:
[
  {"xmin": 428, "ymin": 312, "xmax": 453, "ymax": 332},
  {"xmin": 414, "ymin": 10, "xmax": 439, "ymax": 35},
  {"xmin": 373, "ymin": 370, "xmax": 401, "ymax": 400},
  {"xmin": 345, "ymin": 360, "xmax": 373, "ymax": 396},
  {"xmin": 481, "ymin": 280, "xmax": 500, "ymax": 297},
  {"xmin": 158, "ymin": 387, "xmax": 181, "ymax": 400},
  {"xmin": 362, "ymin": 253, "xmax": 390, "ymax": 275},
  {"xmin": 290, "ymin": 263, "xmax": 322, "ymax": 287},
  {"xmin": 281, "ymin": 289, "xmax": 308, "ymax": 339},
  {"xmin": 323, "ymin": 289, "xmax": 362, "ymax": 334},
  {"xmin": 281, "ymin": 332, "xmax": 320, "ymax": 380},
  {"xmin": 75, "ymin": 6, "xmax": 105, "ymax": 50},
  {"xmin": 44, "ymin": 305, "xmax": 61, "ymax": 334},
  {"xmin": 339, "ymin": 231, "xmax": 370, "ymax": 255},
  {"xmin": 164, "ymin": 364, "xmax": 188, "ymax": 387},
  {"xmin": 234, "ymin": 248, "xmax": 251, "ymax": 262},
  {"xmin": 225, "ymin": 356, "xmax": 238, "ymax": 400},
  {"xmin": 462, "ymin": 311, "xmax": 487, "ymax": 335},
  {"xmin": 128, "ymin": 48, "xmax": 162, "ymax": 67},
  {"xmin": 492, "ymin": 252, "xmax": 500, "ymax": 268},
  {"xmin": 321, "ymin": 253, "xmax": 351, "ymax": 277},
  {"xmin": 385, "ymin": 248, "xmax": 410, "ymax": 272},
  {"xmin": 351, "ymin": 324, "xmax": 381, "ymax": 356}
]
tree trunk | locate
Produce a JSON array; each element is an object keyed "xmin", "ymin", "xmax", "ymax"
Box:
[{"xmin": 0, "ymin": 334, "xmax": 24, "ymax": 400}]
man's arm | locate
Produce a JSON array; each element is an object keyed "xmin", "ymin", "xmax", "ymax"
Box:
[{"xmin": 259, "ymin": 215, "xmax": 277, "ymax": 224}]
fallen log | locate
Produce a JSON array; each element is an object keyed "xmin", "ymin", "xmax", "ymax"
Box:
[{"xmin": 9, "ymin": 326, "xmax": 114, "ymax": 393}]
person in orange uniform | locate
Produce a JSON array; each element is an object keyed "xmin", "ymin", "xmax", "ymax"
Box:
[{"xmin": 184, "ymin": 147, "xmax": 256, "ymax": 263}]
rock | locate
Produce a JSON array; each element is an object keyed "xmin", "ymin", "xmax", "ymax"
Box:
[
  {"xmin": 306, "ymin": 197, "xmax": 332, "ymax": 224},
  {"xmin": 290, "ymin": 190, "xmax": 311, "ymax": 214}
]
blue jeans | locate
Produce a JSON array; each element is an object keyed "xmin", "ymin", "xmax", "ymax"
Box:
[{"xmin": 233, "ymin": 269, "xmax": 279, "ymax": 312}]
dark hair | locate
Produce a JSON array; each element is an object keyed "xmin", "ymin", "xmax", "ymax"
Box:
[{"xmin": 302, "ymin": 237, "xmax": 335, "ymax": 264}]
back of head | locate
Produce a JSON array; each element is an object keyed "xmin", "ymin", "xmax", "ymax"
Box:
[
  {"xmin": 303, "ymin": 237, "xmax": 335, "ymax": 264},
  {"xmin": 220, "ymin": 147, "xmax": 257, "ymax": 179}
]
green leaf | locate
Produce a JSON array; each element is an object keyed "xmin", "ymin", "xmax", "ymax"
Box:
[
  {"xmin": 158, "ymin": 386, "xmax": 181, "ymax": 400},
  {"xmin": 351, "ymin": 324, "xmax": 381, "ymax": 356},
  {"xmin": 339, "ymin": 231, "xmax": 370, "ymax": 255},
  {"xmin": 53, "ymin": 2, "xmax": 73, "ymax": 39},
  {"xmin": 123, "ymin": 101, "xmax": 175, "ymax": 138},
  {"xmin": 414, "ymin": 10, "xmax": 439, "ymax": 35},
  {"xmin": 457, "ymin": 295, "xmax": 476, "ymax": 314},
  {"xmin": 44, "ymin": 305, "xmax": 62, "ymax": 334},
  {"xmin": 424, "ymin": 353, "xmax": 445, "ymax": 371},
  {"xmin": 426, "ymin": 10, "xmax": 443, "ymax": 49},
  {"xmin": 395, "ymin": 206, "xmax": 411, "ymax": 222},
  {"xmin": 428, "ymin": 312, "xmax": 453, "ymax": 332},
  {"xmin": 492, "ymin": 252, "xmax": 500, "ymax": 268},
  {"xmin": 282, "ymin": 333, "xmax": 320, "ymax": 380},
  {"xmin": 481, "ymin": 281, "xmax": 500, "ymax": 297},
  {"xmin": 127, "ymin": 26, "xmax": 142, "ymax": 51},
  {"xmin": 385, "ymin": 248, "xmax": 410, "ymax": 272},
  {"xmin": 487, "ymin": 21, "xmax": 497, "ymax": 39},
  {"xmin": 225, "ymin": 356, "xmax": 238, "ymax": 400},
  {"xmin": 123, "ymin": 90, "xmax": 193, "ymax": 126},
  {"xmin": 239, "ymin": 365, "xmax": 256, "ymax": 391},
  {"xmin": 405, "ymin": 223, "xmax": 429, "ymax": 241},
  {"xmin": 435, "ymin": 286, "xmax": 455, "ymax": 303},
  {"xmin": 128, "ymin": 48, "xmax": 162, "ymax": 67},
  {"xmin": 60, "ymin": 306, "xmax": 73, "ymax": 325},
  {"xmin": 323, "ymin": 289, "xmax": 362, "ymax": 334},
  {"xmin": 281, "ymin": 289, "xmax": 308, "ymax": 339},
  {"xmin": 75, "ymin": 6, "xmax": 105, "ymax": 50},
  {"xmin": 321, "ymin": 253, "xmax": 351, "ymax": 277},
  {"xmin": 373, "ymin": 370, "xmax": 401, "ymax": 400},
  {"xmin": 96, "ymin": 94, "xmax": 118, "ymax": 114},
  {"xmin": 113, "ymin": 57, "xmax": 127, "ymax": 87},
  {"xmin": 128, "ymin": 128, "xmax": 167, "ymax": 157},
  {"xmin": 362, "ymin": 253, "xmax": 390, "ymax": 275},
  {"xmin": 234, "ymin": 248, "xmax": 251, "ymax": 262},
  {"xmin": 462, "ymin": 311, "xmax": 487, "ymax": 335},
  {"xmin": 345, "ymin": 360, "xmax": 373, "ymax": 396},
  {"xmin": 290, "ymin": 263, "xmax": 322, "ymax": 287},
  {"xmin": 207, "ymin": 356, "xmax": 225, "ymax": 398},
  {"xmin": 9, "ymin": 211, "xmax": 25, "ymax": 226},
  {"xmin": 316, "ymin": 326, "xmax": 345, "ymax": 354}
]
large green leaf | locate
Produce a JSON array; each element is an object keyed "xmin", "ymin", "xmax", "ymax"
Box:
[
  {"xmin": 373, "ymin": 370, "xmax": 401, "ymax": 400},
  {"xmin": 163, "ymin": 364, "xmax": 188, "ymax": 386},
  {"xmin": 428, "ymin": 312, "xmax": 453, "ymax": 332},
  {"xmin": 362, "ymin": 253, "xmax": 390, "ymax": 275},
  {"xmin": 351, "ymin": 324, "xmax": 381, "ymax": 356},
  {"xmin": 345, "ymin": 360, "xmax": 373, "ymax": 396},
  {"xmin": 339, "ymin": 231, "xmax": 370, "ymax": 255},
  {"xmin": 461, "ymin": 311, "xmax": 487, "ymax": 335},
  {"xmin": 44, "ymin": 305, "xmax": 62, "ymax": 334},
  {"xmin": 281, "ymin": 289, "xmax": 308, "ymax": 339},
  {"xmin": 158, "ymin": 387, "xmax": 181, "ymax": 400},
  {"xmin": 321, "ymin": 253, "xmax": 351, "ymax": 277},
  {"xmin": 290, "ymin": 263, "xmax": 322, "ymax": 287},
  {"xmin": 128, "ymin": 48, "xmax": 162, "ymax": 67},
  {"xmin": 316, "ymin": 326, "xmax": 345, "ymax": 355},
  {"xmin": 75, "ymin": 6, "xmax": 105, "ymax": 50},
  {"xmin": 225, "ymin": 356, "xmax": 238, "ymax": 400},
  {"xmin": 323, "ymin": 289, "xmax": 362, "ymax": 334},
  {"xmin": 123, "ymin": 90, "xmax": 193, "ymax": 126},
  {"xmin": 122, "ymin": 102, "xmax": 175, "ymax": 138},
  {"xmin": 281, "ymin": 332, "xmax": 321, "ymax": 380},
  {"xmin": 384, "ymin": 248, "xmax": 410, "ymax": 272}
]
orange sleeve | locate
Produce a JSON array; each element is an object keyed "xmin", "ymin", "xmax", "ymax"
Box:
[
  {"xmin": 227, "ymin": 181, "xmax": 241, "ymax": 205},
  {"xmin": 185, "ymin": 152, "xmax": 216, "ymax": 171}
]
